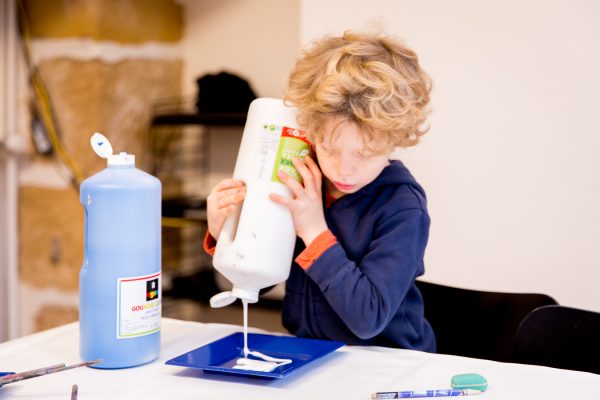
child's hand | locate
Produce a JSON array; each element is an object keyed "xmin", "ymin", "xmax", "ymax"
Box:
[
  {"xmin": 269, "ymin": 156, "xmax": 329, "ymax": 247},
  {"xmin": 206, "ymin": 179, "xmax": 246, "ymax": 239}
]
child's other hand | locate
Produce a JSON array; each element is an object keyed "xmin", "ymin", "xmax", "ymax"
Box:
[
  {"xmin": 206, "ymin": 179, "xmax": 246, "ymax": 239},
  {"xmin": 269, "ymin": 156, "xmax": 328, "ymax": 247}
]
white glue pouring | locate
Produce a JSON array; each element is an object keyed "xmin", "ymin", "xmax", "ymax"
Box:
[
  {"xmin": 208, "ymin": 99, "xmax": 312, "ymax": 372},
  {"xmin": 233, "ymin": 300, "xmax": 292, "ymax": 372}
]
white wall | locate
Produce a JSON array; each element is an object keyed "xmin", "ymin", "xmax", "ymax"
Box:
[
  {"xmin": 300, "ymin": 0, "xmax": 600, "ymax": 311},
  {"xmin": 180, "ymin": 0, "xmax": 301, "ymax": 98},
  {"xmin": 180, "ymin": 0, "xmax": 301, "ymax": 191}
]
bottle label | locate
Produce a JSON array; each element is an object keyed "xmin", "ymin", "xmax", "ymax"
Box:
[
  {"xmin": 116, "ymin": 272, "xmax": 161, "ymax": 339},
  {"xmin": 271, "ymin": 126, "xmax": 313, "ymax": 183},
  {"xmin": 256, "ymin": 124, "xmax": 313, "ymax": 184}
]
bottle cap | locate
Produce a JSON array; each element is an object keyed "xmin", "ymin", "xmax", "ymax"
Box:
[
  {"xmin": 210, "ymin": 291, "xmax": 237, "ymax": 308},
  {"xmin": 232, "ymin": 287, "xmax": 259, "ymax": 303},
  {"xmin": 90, "ymin": 132, "xmax": 113, "ymax": 158},
  {"xmin": 90, "ymin": 132, "xmax": 135, "ymax": 166},
  {"xmin": 209, "ymin": 288, "xmax": 259, "ymax": 308},
  {"xmin": 108, "ymin": 152, "xmax": 135, "ymax": 166}
]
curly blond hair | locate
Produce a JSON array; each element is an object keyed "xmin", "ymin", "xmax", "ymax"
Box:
[{"xmin": 283, "ymin": 31, "xmax": 432, "ymax": 153}]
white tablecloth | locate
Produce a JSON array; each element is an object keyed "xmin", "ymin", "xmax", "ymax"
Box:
[{"xmin": 0, "ymin": 318, "xmax": 598, "ymax": 399}]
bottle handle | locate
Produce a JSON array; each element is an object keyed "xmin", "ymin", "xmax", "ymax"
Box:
[{"xmin": 217, "ymin": 193, "xmax": 243, "ymax": 246}]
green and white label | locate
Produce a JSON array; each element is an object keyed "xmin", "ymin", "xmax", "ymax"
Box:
[{"xmin": 262, "ymin": 125, "xmax": 312, "ymax": 183}]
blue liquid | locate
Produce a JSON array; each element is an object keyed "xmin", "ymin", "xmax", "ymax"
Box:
[{"xmin": 79, "ymin": 164, "xmax": 161, "ymax": 368}]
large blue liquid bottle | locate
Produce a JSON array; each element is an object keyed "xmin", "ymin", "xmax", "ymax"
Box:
[{"xmin": 79, "ymin": 133, "xmax": 161, "ymax": 368}]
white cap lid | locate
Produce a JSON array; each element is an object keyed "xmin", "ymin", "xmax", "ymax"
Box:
[
  {"xmin": 90, "ymin": 132, "xmax": 135, "ymax": 166},
  {"xmin": 209, "ymin": 288, "xmax": 259, "ymax": 308},
  {"xmin": 91, "ymin": 132, "xmax": 113, "ymax": 158},
  {"xmin": 210, "ymin": 291, "xmax": 237, "ymax": 308}
]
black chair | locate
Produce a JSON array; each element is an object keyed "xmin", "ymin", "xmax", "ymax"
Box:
[
  {"xmin": 516, "ymin": 305, "xmax": 600, "ymax": 374},
  {"xmin": 416, "ymin": 280, "xmax": 558, "ymax": 362}
]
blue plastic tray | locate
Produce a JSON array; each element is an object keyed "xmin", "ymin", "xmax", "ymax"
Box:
[{"xmin": 165, "ymin": 332, "xmax": 345, "ymax": 379}]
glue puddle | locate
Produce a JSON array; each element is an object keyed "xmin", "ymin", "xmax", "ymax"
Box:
[{"xmin": 232, "ymin": 300, "xmax": 292, "ymax": 372}]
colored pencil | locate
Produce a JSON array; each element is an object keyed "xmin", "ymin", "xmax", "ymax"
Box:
[{"xmin": 0, "ymin": 360, "xmax": 101, "ymax": 387}]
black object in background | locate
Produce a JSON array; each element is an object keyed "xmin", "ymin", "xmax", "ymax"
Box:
[
  {"xmin": 416, "ymin": 280, "xmax": 558, "ymax": 363},
  {"xmin": 516, "ymin": 304, "xmax": 600, "ymax": 374},
  {"xmin": 196, "ymin": 71, "xmax": 257, "ymax": 114}
]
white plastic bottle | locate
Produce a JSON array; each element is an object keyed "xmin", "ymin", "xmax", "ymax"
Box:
[
  {"xmin": 79, "ymin": 133, "xmax": 161, "ymax": 368},
  {"xmin": 210, "ymin": 98, "xmax": 312, "ymax": 308}
]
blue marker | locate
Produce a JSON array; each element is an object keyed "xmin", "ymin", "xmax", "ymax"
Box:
[{"xmin": 371, "ymin": 389, "xmax": 482, "ymax": 399}]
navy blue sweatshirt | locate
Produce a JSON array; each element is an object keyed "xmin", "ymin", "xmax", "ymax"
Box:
[{"xmin": 282, "ymin": 160, "xmax": 436, "ymax": 351}]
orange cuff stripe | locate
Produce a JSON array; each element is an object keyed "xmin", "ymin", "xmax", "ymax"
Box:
[
  {"xmin": 295, "ymin": 230, "xmax": 337, "ymax": 271},
  {"xmin": 203, "ymin": 231, "xmax": 217, "ymax": 256}
]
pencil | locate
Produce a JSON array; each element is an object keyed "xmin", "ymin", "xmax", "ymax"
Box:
[
  {"xmin": 371, "ymin": 389, "xmax": 483, "ymax": 398},
  {"xmin": 0, "ymin": 360, "xmax": 101, "ymax": 387},
  {"xmin": 0, "ymin": 363, "xmax": 65, "ymax": 385}
]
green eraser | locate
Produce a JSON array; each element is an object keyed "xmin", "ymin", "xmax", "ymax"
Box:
[{"xmin": 451, "ymin": 373, "xmax": 488, "ymax": 392}]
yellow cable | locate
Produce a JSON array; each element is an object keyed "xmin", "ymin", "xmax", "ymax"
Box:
[
  {"xmin": 32, "ymin": 73, "xmax": 85, "ymax": 185},
  {"xmin": 17, "ymin": 1, "xmax": 197, "ymax": 230},
  {"xmin": 17, "ymin": 0, "xmax": 85, "ymax": 186}
]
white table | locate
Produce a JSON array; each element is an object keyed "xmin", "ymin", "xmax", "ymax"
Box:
[{"xmin": 0, "ymin": 318, "xmax": 598, "ymax": 399}]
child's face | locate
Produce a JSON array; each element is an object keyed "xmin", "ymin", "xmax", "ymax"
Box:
[{"xmin": 316, "ymin": 115, "xmax": 390, "ymax": 198}]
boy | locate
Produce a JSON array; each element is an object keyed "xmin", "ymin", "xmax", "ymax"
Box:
[{"xmin": 205, "ymin": 31, "xmax": 435, "ymax": 351}]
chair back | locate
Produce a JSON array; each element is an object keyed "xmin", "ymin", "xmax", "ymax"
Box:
[
  {"xmin": 516, "ymin": 305, "xmax": 600, "ymax": 374},
  {"xmin": 416, "ymin": 280, "xmax": 557, "ymax": 362}
]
